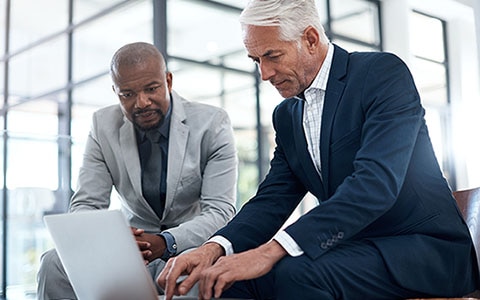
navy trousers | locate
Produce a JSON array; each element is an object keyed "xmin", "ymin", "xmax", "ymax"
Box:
[{"xmin": 221, "ymin": 240, "xmax": 467, "ymax": 300}]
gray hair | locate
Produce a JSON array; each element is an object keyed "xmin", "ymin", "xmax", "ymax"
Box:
[
  {"xmin": 110, "ymin": 42, "xmax": 166, "ymax": 81},
  {"xmin": 239, "ymin": 0, "xmax": 329, "ymax": 44}
]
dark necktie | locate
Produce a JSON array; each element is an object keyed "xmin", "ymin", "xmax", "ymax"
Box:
[
  {"xmin": 142, "ymin": 130, "xmax": 166, "ymax": 218},
  {"xmin": 297, "ymin": 91, "xmax": 306, "ymax": 100}
]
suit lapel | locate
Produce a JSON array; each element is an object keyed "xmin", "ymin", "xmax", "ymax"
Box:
[
  {"xmin": 164, "ymin": 92, "xmax": 189, "ymax": 212},
  {"xmin": 320, "ymin": 45, "xmax": 348, "ymax": 194},
  {"xmin": 119, "ymin": 118, "xmax": 143, "ymax": 197}
]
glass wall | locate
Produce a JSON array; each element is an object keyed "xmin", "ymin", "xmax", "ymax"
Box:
[
  {"xmin": 327, "ymin": 0, "xmax": 381, "ymax": 49},
  {"xmin": 409, "ymin": 11, "xmax": 454, "ymax": 188},
  {"xmin": 166, "ymin": 0, "xmax": 260, "ymax": 204},
  {"xmin": 0, "ymin": 0, "xmax": 383, "ymax": 297},
  {"xmin": 1, "ymin": 1, "xmax": 157, "ymax": 298},
  {"xmin": 1, "ymin": 0, "xmax": 477, "ymax": 298}
]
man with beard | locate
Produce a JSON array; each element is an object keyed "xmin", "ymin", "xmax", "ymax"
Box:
[{"xmin": 37, "ymin": 42, "xmax": 238, "ymax": 299}]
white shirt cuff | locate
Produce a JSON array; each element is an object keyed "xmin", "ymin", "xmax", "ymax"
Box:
[
  {"xmin": 273, "ymin": 231, "xmax": 304, "ymax": 257},
  {"xmin": 205, "ymin": 235, "xmax": 234, "ymax": 256}
]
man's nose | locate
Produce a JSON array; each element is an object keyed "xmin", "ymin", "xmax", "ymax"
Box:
[
  {"xmin": 259, "ymin": 62, "xmax": 275, "ymax": 81},
  {"xmin": 135, "ymin": 91, "xmax": 151, "ymax": 108}
]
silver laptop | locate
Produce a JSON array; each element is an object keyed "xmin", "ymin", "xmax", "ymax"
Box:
[
  {"xmin": 44, "ymin": 209, "xmax": 159, "ymax": 300},
  {"xmin": 44, "ymin": 209, "xmax": 244, "ymax": 300}
]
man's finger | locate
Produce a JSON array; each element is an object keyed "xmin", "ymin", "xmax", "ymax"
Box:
[
  {"xmin": 162, "ymin": 257, "xmax": 185, "ymax": 298},
  {"xmin": 176, "ymin": 269, "xmax": 201, "ymax": 296},
  {"xmin": 199, "ymin": 269, "xmax": 215, "ymax": 300},
  {"xmin": 141, "ymin": 249, "xmax": 152, "ymax": 259},
  {"xmin": 213, "ymin": 272, "xmax": 233, "ymax": 298},
  {"xmin": 131, "ymin": 227, "xmax": 143, "ymax": 235},
  {"xmin": 157, "ymin": 259, "xmax": 172, "ymax": 288},
  {"xmin": 136, "ymin": 241, "xmax": 151, "ymax": 250}
]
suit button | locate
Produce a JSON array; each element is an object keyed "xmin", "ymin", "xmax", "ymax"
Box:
[
  {"xmin": 338, "ymin": 232, "xmax": 344, "ymax": 239},
  {"xmin": 327, "ymin": 239, "xmax": 333, "ymax": 246},
  {"xmin": 321, "ymin": 242, "xmax": 327, "ymax": 249}
]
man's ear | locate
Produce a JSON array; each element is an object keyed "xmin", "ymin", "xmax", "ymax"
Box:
[
  {"xmin": 303, "ymin": 26, "xmax": 320, "ymax": 52},
  {"xmin": 166, "ymin": 72, "xmax": 173, "ymax": 93}
]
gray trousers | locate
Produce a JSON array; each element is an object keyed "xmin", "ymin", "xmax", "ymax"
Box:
[{"xmin": 36, "ymin": 249, "xmax": 177, "ymax": 300}]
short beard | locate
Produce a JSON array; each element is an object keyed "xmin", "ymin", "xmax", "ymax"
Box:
[{"xmin": 132, "ymin": 108, "xmax": 164, "ymax": 131}]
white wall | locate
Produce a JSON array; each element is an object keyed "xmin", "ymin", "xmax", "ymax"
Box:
[{"xmin": 381, "ymin": 0, "xmax": 480, "ymax": 190}]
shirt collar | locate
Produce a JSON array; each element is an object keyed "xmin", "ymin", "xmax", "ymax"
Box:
[
  {"xmin": 136, "ymin": 97, "xmax": 172, "ymax": 143},
  {"xmin": 296, "ymin": 43, "xmax": 334, "ymax": 100},
  {"xmin": 158, "ymin": 101, "xmax": 172, "ymax": 139}
]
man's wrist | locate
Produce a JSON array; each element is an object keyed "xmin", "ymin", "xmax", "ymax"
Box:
[
  {"xmin": 205, "ymin": 235, "xmax": 233, "ymax": 256},
  {"xmin": 203, "ymin": 241, "xmax": 225, "ymax": 262},
  {"xmin": 158, "ymin": 232, "xmax": 177, "ymax": 260}
]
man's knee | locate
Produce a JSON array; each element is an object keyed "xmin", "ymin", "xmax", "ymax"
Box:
[
  {"xmin": 275, "ymin": 255, "xmax": 314, "ymax": 285},
  {"xmin": 274, "ymin": 255, "xmax": 334, "ymax": 300},
  {"xmin": 37, "ymin": 249, "xmax": 76, "ymax": 300},
  {"xmin": 38, "ymin": 249, "xmax": 64, "ymax": 278}
]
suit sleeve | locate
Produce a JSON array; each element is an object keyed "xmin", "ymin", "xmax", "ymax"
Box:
[
  {"xmin": 70, "ymin": 112, "xmax": 113, "ymax": 212},
  {"xmin": 166, "ymin": 109, "xmax": 238, "ymax": 252},
  {"xmin": 215, "ymin": 105, "xmax": 308, "ymax": 253}
]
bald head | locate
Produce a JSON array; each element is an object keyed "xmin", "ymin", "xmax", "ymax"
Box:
[
  {"xmin": 110, "ymin": 42, "xmax": 166, "ymax": 82},
  {"xmin": 110, "ymin": 42, "xmax": 173, "ymax": 130}
]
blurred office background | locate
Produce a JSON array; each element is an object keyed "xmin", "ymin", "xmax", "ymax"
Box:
[{"xmin": 0, "ymin": 0, "xmax": 479, "ymax": 298}]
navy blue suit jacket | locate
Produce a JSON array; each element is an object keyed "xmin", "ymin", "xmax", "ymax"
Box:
[{"xmin": 216, "ymin": 45, "xmax": 478, "ymax": 294}]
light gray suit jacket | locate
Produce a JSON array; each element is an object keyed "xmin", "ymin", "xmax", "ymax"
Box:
[{"xmin": 70, "ymin": 91, "xmax": 238, "ymax": 253}]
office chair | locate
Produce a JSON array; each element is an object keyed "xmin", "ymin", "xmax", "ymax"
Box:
[{"xmin": 408, "ymin": 187, "xmax": 480, "ymax": 300}]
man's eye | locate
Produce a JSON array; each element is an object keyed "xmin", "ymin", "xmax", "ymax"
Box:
[
  {"xmin": 120, "ymin": 92, "xmax": 134, "ymax": 98},
  {"xmin": 145, "ymin": 86, "xmax": 159, "ymax": 93}
]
